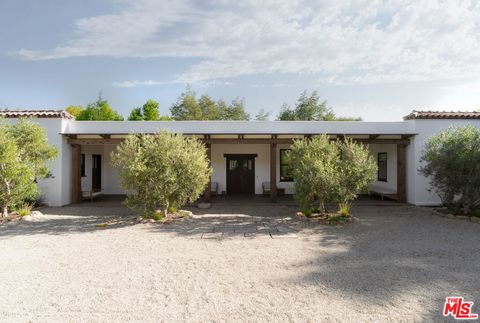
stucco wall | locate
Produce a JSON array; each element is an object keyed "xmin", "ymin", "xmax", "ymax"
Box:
[
  {"xmin": 4, "ymin": 118, "xmax": 68, "ymax": 207},
  {"xmin": 79, "ymin": 145, "xmax": 125, "ymax": 195},
  {"xmin": 368, "ymin": 144, "xmax": 398, "ymax": 193},
  {"xmin": 211, "ymin": 144, "xmax": 270, "ymax": 195},
  {"xmin": 410, "ymin": 119, "xmax": 480, "ymax": 206}
]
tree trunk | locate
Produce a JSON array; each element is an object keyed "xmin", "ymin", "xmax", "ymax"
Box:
[
  {"xmin": 163, "ymin": 201, "xmax": 170, "ymax": 220},
  {"xmin": 1, "ymin": 205, "xmax": 7, "ymax": 218},
  {"xmin": 319, "ymin": 200, "xmax": 325, "ymax": 214}
]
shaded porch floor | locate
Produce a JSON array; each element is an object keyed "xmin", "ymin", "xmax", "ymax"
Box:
[{"xmin": 76, "ymin": 193, "xmax": 401, "ymax": 208}]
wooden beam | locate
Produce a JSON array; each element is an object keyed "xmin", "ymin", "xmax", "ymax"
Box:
[
  {"xmin": 71, "ymin": 144, "xmax": 82, "ymax": 204},
  {"xmin": 204, "ymin": 143, "xmax": 212, "ymax": 203},
  {"xmin": 68, "ymin": 138, "xmax": 124, "ymax": 145},
  {"xmin": 270, "ymin": 143, "xmax": 277, "ymax": 202},
  {"xmin": 351, "ymin": 139, "xmax": 411, "ymax": 145},
  {"xmin": 67, "ymin": 137, "xmax": 412, "ymax": 145},
  {"xmin": 369, "ymin": 134, "xmax": 379, "ymax": 140},
  {"xmin": 100, "ymin": 134, "xmax": 111, "ymax": 139},
  {"xmin": 204, "ymin": 138, "xmax": 294, "ymax": 145},
  {"xmin": 397, "ymin": 144, "xmax": 407, "ymax": 203}
]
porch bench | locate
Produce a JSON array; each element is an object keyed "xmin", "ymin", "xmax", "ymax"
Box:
[
  {"xmin": 369, "ymin": 186, "xmax": 397, "ymax": 201},
  {"xmin": 82, "ymin": 190, "xmax": 103, "ymax": 202},
  {"xmin": 262, "ymin": 182, "xmax": 271, "ymax": 195}
]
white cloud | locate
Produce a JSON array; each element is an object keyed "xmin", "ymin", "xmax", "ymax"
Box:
[
  {"xmin": 111, "ymin": 79, "xmax": 232, "ymax": 88},
  {"xmin": 15, "ymin": 0, "xmax": 480, "ymax": 85},
  {"xmin": 112, "ymin": 80, "xmax": 172, "ymax": 88}
]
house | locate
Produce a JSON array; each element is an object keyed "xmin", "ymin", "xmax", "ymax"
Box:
[{"xmin": 2, "ymin": 109, "xmax": 480, "ymax": 207}]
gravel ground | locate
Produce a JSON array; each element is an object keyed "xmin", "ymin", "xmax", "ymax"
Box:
[{"xmin": 0, "ymin": 199, "xmax": 479, "ymax": 322}]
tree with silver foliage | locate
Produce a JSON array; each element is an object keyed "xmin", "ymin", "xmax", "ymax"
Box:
[
  {"xmin": 286, "ymin": 135, "xmax": 376, "ymax": 215},
  {"xmin": 420, "ymin": 125, "xmax": 480, "ymax": 215},
  {"xmin": 111, "ymin": 131, "xmax": 211, "ymax": 218},
  {"xmin": 0, "ymin": 119, "xmax": 57, "ymax": 217}
]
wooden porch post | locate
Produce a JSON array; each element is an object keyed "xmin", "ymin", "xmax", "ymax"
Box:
[
  {"xmin": 397, "ymin": 144, "xmax": 407, "ymax": 203},
  {"xmin": 270, "ymin": 143, "xmax": 277, "ymax": 202},
  {"xmin": 204, "ymin": 143, "xmax": 212, "ymax": 203},
  {"xmin": 71, "ymin": 144, "xmax": 82, "ymax": 203}
]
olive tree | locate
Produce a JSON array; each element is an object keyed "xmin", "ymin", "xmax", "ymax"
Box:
[
  {"xmin": 0, "ymin": 119, "xmax": 57, "ymax": 216},
  {"xmin": 286, "ymin": 135, "xmax": 339, "ymax": 214},
  {"xmin": 335, "ymin": 139, "xmax": 377, "ymax": 211},
  {"xmin": 111, "ymin": 131, "xmax": 211, "ymax": 217},
  {"xmin": 287, "ymin": 136, "xmax": 377, "ymax": 215},
  {"xmin": 420, "ymin": 125, "xmax": 480, "ymax": 214}
]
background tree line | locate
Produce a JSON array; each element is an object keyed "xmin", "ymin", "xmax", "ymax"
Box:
[{"xmin": 66, "ymin": 89, "xmax": 361, "ymax": 121}]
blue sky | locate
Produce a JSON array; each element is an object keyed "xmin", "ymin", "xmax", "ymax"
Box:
[{"xmin": 1, "ymin": 0, "xmax": 480, "ymax": 121}]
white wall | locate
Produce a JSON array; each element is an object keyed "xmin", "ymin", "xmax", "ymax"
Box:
[
  {"xmin": 103, "ymin": 145, "xmax": 125, "ymax": 194},
  {"xmin": 211, "ymin": 144, "xmax": 270, "ymax": 194},
  {"xmin": 79, "ymin": 145, "xmax": 125, "ymax": 195},
  {"xmin": 410, "ymin": 119, "xmax": 480, "ymax": 206},
  {"xmin": 368, "ymin": 144, "xmax": 397, "ymax": 193},
  {"xmin": 4, "ymin": 118, "xmax": 68, "ymax": 206},
  {"xmin": 12, "ymin": 117, "xmax": 480, "ymax": 206}
]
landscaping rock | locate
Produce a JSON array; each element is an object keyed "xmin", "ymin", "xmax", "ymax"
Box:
[
  {"xmin": 470, "ymin": 217, "xmax": 480, "ymax": 223},
  {"xmin": 198, "ymin": 203, "xmax": 211, "ymax": 209}
]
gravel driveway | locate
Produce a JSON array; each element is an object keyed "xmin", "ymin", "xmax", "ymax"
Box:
[{"xmin": 0, "ymin": 199, "xmax": 479, "ymax": 322}]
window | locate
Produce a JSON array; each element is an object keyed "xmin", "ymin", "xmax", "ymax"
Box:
[
  {"xmin": 377, "ymin": 152, "xmax": 387, "ymax": 182},
  {"xmin": 81, "ymin": 154, "xmax": 86, "ymax": 177},
  {"xmin": 280, "ymin": 149, "xmax": 293, "ymax": 182}
]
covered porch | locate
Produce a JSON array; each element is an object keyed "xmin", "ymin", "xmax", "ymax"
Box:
[{"xmin": 67, "ymin": 130, "xmax": 413, "ymax": 205}]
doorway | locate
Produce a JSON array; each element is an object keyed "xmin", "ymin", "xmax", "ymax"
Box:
[
  {"xmin": 92, "ymin": 154, "xmax": 102, "ymax": 192},
  {"xmin": 225, "ymin": 154, "xmax": 256, "ymax": 195}
]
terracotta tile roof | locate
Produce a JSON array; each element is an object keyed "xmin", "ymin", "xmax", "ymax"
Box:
[
  {"xmin": 0, "ymin": 109, "xmax": 74, "ymax": 119},
  {"xmin": 404, "ymin": 110, "xmax": 480, "ymax": 120}
]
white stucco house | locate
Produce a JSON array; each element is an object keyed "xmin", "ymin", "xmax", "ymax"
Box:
[{"xmin": 2, "ymin": 109, "xmax": 480, "ymax": 207}]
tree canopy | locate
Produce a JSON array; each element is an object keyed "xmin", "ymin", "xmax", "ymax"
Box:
[
  {"xmin": 0, "ymin": 119, "xmax": 58, "ymax": 216},
  {"xmin": 420, "ymin": 125, "xmax": 480, "ymax": 214},
  {"xmin": 65, "ymin": 105, "xmax": 83, "ymax": 118},
  {"xmin": 76, "ymin": 95, "xmax": 124, "ymax": 121},
  {"xmin": 277, "ymin": 91, "xmax": 361, "ymax": 121},
  {"xmin": 111, "ymin": 131, "xmax": 211, "ymax": 218},
  {"xmin": 128, "ymin": 99, "xmax": 171, "ymax": 121},
  {"xmin": 170, "ymin": 88, "xmax": 250, "ymax": 120},
  {"xmin": 255, "ymin": 109, "xmax": 271, "ymax": 121},
  {"xmin": 286, "ymin": 136, "xmax": 376, "ymax": 215}
]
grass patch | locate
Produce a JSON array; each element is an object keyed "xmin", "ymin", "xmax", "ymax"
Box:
[{"xmin": 17, "ymin": 204, "xmax": 33, "ymax": 217}]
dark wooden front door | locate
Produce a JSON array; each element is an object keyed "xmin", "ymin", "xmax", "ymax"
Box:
[
  {"xmin": 92, "ymin": 154, "xmax": 101, "ymax": 192},
  {"xmin": 226, "ymin": 154, "xmax": 255, "ymax": 195}
]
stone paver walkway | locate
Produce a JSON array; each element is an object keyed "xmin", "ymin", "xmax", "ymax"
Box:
[{"xmin": 201, "ymin": 220, "xmax": 297, "ymax": 239}]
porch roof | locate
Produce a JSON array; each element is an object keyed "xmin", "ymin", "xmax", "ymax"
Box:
[{"xmin": 62, "ymin": 120, "xmax": 416, "ymax": 135}]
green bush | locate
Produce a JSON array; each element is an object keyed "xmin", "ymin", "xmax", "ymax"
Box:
[
  {"xmin": 111, "ymin": 131, "xmax": 211, "ymax": 218},
  {"xmin": 0, "ymin": 119, "xmax": 57, "ymax": 217},
  {"xmin": 286, "ymin": 136, "xmax": 377, "ymax": 214},
  {"xmin": 17, "ymin": 204, "xmax": 33, "ymax": 217},
  {"xmin": 338, "ymin": 202, "xmax": 351, "ymax": 217},
  {"xmin": 420, "ymin": 125, "xmax": 480, "ymax": 215}
]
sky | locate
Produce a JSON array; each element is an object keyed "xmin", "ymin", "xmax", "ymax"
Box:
[{"xmin": 1, "ymin": 0, "xmax": 480, "ymax": 121}]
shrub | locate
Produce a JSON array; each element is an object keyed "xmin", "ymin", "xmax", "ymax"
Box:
[
  {"xmin": 335, "ymin": 139, "xmax": 377, "ymax": 207},
  {"xmin": 17, "ymin": 204, "xmax": 33, "ymax": 217},
  {"xmin": 111, "ymin": 131, "xmax": 211, "ymax": 218},
  {"xmin": 338, "ymin": 202, "xmax": 351, "ymax": 217},
  {"xmin": 0, "ymin": 119, "xmax": 57, "ymax": 217},
  {"xmin": 420, "ymin": 125, "xmax": 480, "ymax": 215},
  {"xmin": 286, "ymin": 135, "xmax": 339, "ymax": 213},
  {"xmin": 287, "ymin": 136, "xmax": 377, "ymax": 214}
]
